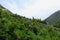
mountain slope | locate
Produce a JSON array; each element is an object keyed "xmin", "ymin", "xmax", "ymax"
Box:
[
  {"xmin": 45, "ymin": 10, "xmax": 60, "ymax": 27},
  {"xmin": 0, "ymin": 5, "xmax": 60, "ymax": 40}
]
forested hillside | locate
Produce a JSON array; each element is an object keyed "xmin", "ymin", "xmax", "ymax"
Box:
[
  {"xmin": 0, "ymin": 5, "xmax": 60, "ymax": 40},
  {"xmin": 45, "ymin": 10, "xmax": 60, "ymax": 28}
]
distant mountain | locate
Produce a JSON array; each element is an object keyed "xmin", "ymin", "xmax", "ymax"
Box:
[
  {"xmin": 0, "ymin": 5, "xmax": 60, "ymax": 40},
  {"xmin": 45, "ymin": 10, "xmax": 60, "ymax": 27}
]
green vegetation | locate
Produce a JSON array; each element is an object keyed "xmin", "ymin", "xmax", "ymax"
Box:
[
  {"xmin": 45, "ymin": 10, "xmax": 60, "ymax": 28},
  {"xmin": 0, "ymin": 5, "xmax": 60, "ymax": 40}
]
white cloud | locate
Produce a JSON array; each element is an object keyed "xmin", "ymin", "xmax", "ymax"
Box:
[
  {"xmin": 21, "ymin": 0, "xmax": 60, "ymax": 19},
  {"xmin": 0, "ymin": 0, "xmax": 23, "ymax": 15},
  {"xmin": 1, "ymin": 0, "xmax": 60, "ymax": 20}
]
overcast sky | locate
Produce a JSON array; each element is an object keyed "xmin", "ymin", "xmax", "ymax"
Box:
[{"xmin": 0, "ymin": 0, "xmax": 60, "ymax": 20}]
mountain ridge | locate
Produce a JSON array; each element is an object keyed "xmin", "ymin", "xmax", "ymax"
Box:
[{"xmin": 45, "ymin": 10, "xmax": 60, "ymax": 27}]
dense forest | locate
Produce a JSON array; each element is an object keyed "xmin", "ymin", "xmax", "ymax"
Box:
[{"xmin": 0, "ymin": 5, "xmax": 60, "ymax": 40}]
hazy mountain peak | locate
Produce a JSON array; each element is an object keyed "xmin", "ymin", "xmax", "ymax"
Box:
[{"xmin": 45, "ymin": 10, "xmax": 60, "ymax": 25}]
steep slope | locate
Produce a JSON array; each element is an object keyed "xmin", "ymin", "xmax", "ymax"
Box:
[
  {"xmin": 0, "ymin": 5, "xmax": 60, "ymax": 40},
  {"xmin": 45, "ymin": 10, "xmax": 60, "ymax": 27},
  {"xmin": 0, "ymin": 5, "xmax": 5, "ymax": 9}
]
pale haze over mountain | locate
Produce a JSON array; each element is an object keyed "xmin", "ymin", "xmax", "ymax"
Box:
[
  {"xmin": 45, "ymin": 10, "xmax": 60, "ymax": 25},
  {"xmin": 0, "ymin": 0, "xmax": 60, "ymax": 20}
]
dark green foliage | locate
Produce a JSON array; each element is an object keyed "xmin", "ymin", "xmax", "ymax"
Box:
[
  {"xmin": 0, "ymin": 36, "xmax": 5, "ymax": 40},
  {"xmin": 54, "ymin": 23, "xmax": 60, "ymax": 28},
  {"xmin": 0, "ymin": 5, "xmax": 60, "ymax": 40}
]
